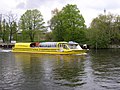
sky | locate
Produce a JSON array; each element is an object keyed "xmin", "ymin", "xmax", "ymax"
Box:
[{"xmin": 0, "ymin": 0, "xmax": 120, "ymax": 27}]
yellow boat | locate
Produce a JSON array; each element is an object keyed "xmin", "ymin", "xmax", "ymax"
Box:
[{"xmin": 12, "ymin": 41, "xmax": 87, "ymax": 55}]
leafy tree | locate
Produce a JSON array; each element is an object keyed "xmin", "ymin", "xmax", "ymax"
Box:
[
  {"xmin": 111, "ymin": 15, "xmax": 120, "ymax": 44},
  {"xmin": 5, "ymin": 12, "xmax": 18, "ymax": 43},
  {"xmin": 49, "ymin": 4, "xmax": 86, "ymax": 43},
  {"xmin": 0, "ymin": 13, "xmax": 17, "ymax": 43},
  {"xmin": 2, "ymin": 19, "xmax": 9, "ymax": 42},
  {"xmin": 49, "ymin": 8, "xmax": 64, "ymax": 41},
  {"xmin": 0, "ymin": 14, "xmax": 2, "ymax": 39},
  {"xmin": 88, "ymin": 13, "xmax": 120, "ymax": 48},
  {"xmin": 0, "ymin": 19, "xmax": 9, "ymax": 43},
  {"xmin": 19, "ymin": 9, "xmax": 46, "ymax": 42},
  {"xmin": 0, "ymin": 15, "xmax": 8, "ymax": 43},
  {"xmin": 45, "ymin": 32, "xmax": 53, "ymax": 41}
]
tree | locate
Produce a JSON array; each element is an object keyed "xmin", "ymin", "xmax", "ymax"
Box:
[
  {"xmin": 49, "ymin": 8, "xmax": 64, "ymax": 41},
  {"xmin": 45, "ymin": 32, "xmax": 53, "ymax": 41},
  {"xmin": 111, "ymin": 15, "xmax": 120, "ymax": 44},
  {"xmin": 1, "ymin": 19, "xmax": 9, "ymax": 43},
  {"xmin": 49, "ymin": 4, "xmax": 86, "ymax": 43},
  {"xmin": 0, "ymin": 14, "xmax": 2, "ymax": 39},
  {"xmin": 19, "ymin": 9, "xmax": 46, "ymax": 42},
  {"xmin": 5, "ymin": 12, "xmax": 18, "ymax": 43},
  {"xmin": 88, "ymin": 13, "xmax": 120, "ymax": 48},
  {"xmin": 0, "ymin": 14, "xmax": 15, "ymax": 43},
  {"xmin": 0, "ymin": 17, "xmax": 9, "ymax": 43}
]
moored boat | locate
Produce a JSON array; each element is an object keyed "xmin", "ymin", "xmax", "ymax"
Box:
[{"xmin": 12, "ymin": 41, "xmax": 87, "ymax": 55}]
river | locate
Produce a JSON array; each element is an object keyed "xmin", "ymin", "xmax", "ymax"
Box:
[{"xmin": 0, "ymin": 49, "xmax": 120, "ymax": 90}]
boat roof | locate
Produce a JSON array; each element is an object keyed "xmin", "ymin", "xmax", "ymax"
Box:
[
  {"xmin": 68, "ymin": 41, "xmax": 78, "ymax": 45},
  {"xmin": 14, "ymin": 43, "xmax": 31, "ymax": 48},
  {"xmin": 14, "ymin": 41, "xmax": 74, "ymax": 48}
]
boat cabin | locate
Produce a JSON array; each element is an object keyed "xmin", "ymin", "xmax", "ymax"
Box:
[{"xmin": 14, "ymin": 41, "xmax": 82, "ymax": 50}]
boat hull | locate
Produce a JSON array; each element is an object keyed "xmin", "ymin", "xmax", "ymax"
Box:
[{"xmin": 12, "ymin": 47, "xmax": 87, "ymax": 55}]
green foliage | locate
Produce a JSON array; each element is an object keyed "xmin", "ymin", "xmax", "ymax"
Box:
[
  {"xmin": 0, "ymin": 13, "xmax": 18, "ymax": 43},
  {"xmin": 50, "ymin": 4, "xmax": 86, "ymax": 43},
  {"xmin": 88, "ymin": 13, "xmax": 120, "ymax": 48},
  {"xmin": 1, "ymin": 6, "xmax": 120, "ymax": 49},
  {"xmin": 45, "ymin": 32, "xmax": 53, "ymax": 41},
  {"xmin": 19, "ymin": 9, "xmax": 46, "ymax": 42},
  {"xmin": 11, "ymin": 22, "xmax": 17, "ymax": 41},
  {"xmin": 5, "ymin": 13, "xmax": 18, "ymax": 43},
  {"xmin": 0, "ymin": 19, "xmax": 10, "ymax": 43}
]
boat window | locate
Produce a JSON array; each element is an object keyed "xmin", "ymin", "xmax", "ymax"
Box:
[
  {"xmin": 58, "ymin": 44, "xmax": 69, "ymax": 49},
  {"xmin": 63, "ymin": 44, "xmax": 69, "ymax": 49},
  {"xmin": 68, "ymin": 44, "xmax": 78, "ymax": 49},
  {"xmin": 60, "ymin": 44, "xmax": 62, "ymax": 47},
  {"xmin": 30, "ymin": 43, "xmax": 36, "ymax": 47},
  {"xmin": 58, "ymin": 44, "xmax": 62, "ymax": 47}
]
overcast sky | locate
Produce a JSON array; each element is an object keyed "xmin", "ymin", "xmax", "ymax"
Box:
[{"xmin": 0, "ymin": 0, "xmax": 120, "ymax": 26}]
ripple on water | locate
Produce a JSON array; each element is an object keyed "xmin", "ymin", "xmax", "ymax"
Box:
[{"xmin": 0, "ymin": 50, "xmax": 120, "ymax": 90}]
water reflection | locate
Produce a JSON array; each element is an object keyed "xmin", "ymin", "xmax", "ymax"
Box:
[
  {"xmin": 0, "ymin": 49, "xmax": 120, "ymax": 90},
  {"xmin": 14, "ymin": 53, "xmax": 87, "ymax": 89},
  {"xmin": 0, "ymin": 52, "xmax": 24, "ymax": 90},
  {"xmin": 15, "ymin": 53, "xmax": 44, "ymax": 89},
  {"xmin": 91, "ymin": 49, "xmax": 120, "ymax": 90},
  {"xmin": 52, "ymin": 55, "xmax": 86, "ymax": 87}
]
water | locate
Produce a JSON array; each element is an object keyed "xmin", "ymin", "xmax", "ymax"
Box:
[{"xmin": 0, "ymin": 49, "xmax": 120, "ymax": 90}]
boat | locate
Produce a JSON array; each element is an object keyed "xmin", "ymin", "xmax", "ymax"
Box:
[{"xmin": 12, "ymin": 41, "xmax": 87, "ymax": 55}]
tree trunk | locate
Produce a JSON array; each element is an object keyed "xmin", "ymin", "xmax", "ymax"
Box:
[{"xmin": 9, "ymin": 28, "xmax": 12, "ymax": 43}]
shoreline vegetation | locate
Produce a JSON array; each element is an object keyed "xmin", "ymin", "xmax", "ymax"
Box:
[{"xmin": 0, "ymin": 4, "xmax": 120, "ymax": 49}]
